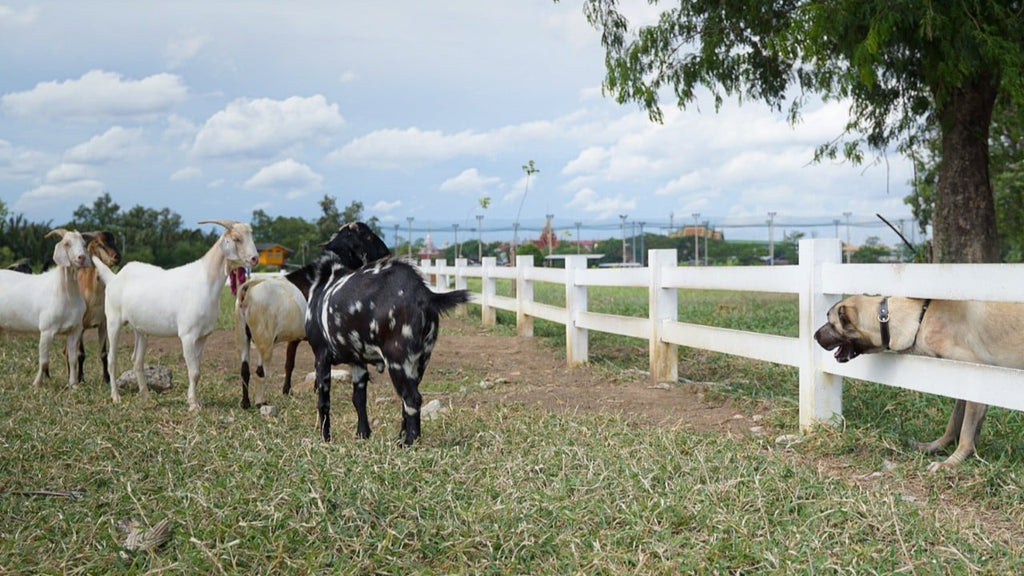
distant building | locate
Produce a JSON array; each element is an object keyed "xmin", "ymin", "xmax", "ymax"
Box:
[
  {"xmin": 671, "ymin": 225, "xmax": 724, "ymax": 241},
  {"xmin": 255, "ymin": 243, "xmax": 292, "ymax": 267}
]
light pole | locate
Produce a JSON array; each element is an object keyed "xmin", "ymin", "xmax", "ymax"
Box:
[
  {"xmin": 452, "ymin": 223, "xmax": 460, "ymax": 260},
  {"xmin": 545, "ymin": 213, "xmax": 554, "ymax": 257},
  {"xmin": 619, "ymin": 214, "xmax": 628, "ymax": 264},
  {"xmin": 843, "ymin": 212, "xmax": 852, "ymax": 263},
  {"xmin": 406, "ymin": 216, "xmax": 414, "ymax": 259},
  {"xmin": 574, "ymin": 221, "xmax": 582, "ymax": 254},
  {"xmin": 476, "ymin": 214, "xmax": 483, "ymax": 263},
  {"xmin": 638, "ymin": 221, "xmax": 646, "ymax": 266},
  {"xmin": 692, "ymin": 212, "xmax": 700, "ymax": 265},
  {"xmin": 768, "ymin": 211, "xmax": 777, "ymax": 266}
]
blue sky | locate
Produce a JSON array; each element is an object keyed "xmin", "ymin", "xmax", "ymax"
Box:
[{"xmin": 0, "ymin": 1, "xmax": 917, "ymax": 247}]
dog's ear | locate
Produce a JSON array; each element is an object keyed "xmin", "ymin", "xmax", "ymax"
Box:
[{"xmin": 837, "ymin": 304, "xmax": 856, "ymax": 330}]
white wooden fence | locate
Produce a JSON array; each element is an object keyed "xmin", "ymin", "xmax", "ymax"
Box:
[{"xmin": 419, "ymin": 238, "xmax": 1024, "ymax": 432}]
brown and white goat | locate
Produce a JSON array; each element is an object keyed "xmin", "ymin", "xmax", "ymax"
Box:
[{"xmin": 73, "ymin": 231, "xmax": 122, "ymax": 383}]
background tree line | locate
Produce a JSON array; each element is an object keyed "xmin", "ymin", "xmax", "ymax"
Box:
[{"xmin": 0, "ymin": 193, "xmax": 377, "ymax": 272}]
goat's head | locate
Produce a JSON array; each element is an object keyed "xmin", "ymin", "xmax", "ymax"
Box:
[
  {"xmin": 321, "ymin": 221, "xmax": 391, "ymax": 269},
  {"xmin": 87, "ymin": 230, "xmax": 122, "ymax": 267},
  {"xmin": 199, "ymin": 219, "xmax": 260, "ymax": 267},
  {"xmin": 45, "ymin": 229, "xmax": 94, "ymax": 269}
]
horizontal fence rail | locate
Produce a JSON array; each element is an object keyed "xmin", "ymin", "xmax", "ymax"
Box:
[{"xmin": 417, "ymin": 239, "xmax": 1024, "ymax": 430}]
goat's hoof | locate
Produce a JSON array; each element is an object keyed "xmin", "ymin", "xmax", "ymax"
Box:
[{"xmin": 240, "ymin": 399, "xmax": 251, "ymax": 409}]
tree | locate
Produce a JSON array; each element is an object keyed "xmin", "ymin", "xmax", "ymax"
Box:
[
  {"xmin": 576, "ymin": 0, "xmax": 1024, "ymax": 264},
  {"xmin": 71, "ymin": 192, "xmax": 120, "ymax": 230}
]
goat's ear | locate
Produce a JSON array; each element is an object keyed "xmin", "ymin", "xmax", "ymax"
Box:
[{"xmin": 52, "ymin": 241, "xmax": 71, "ymax": 267}]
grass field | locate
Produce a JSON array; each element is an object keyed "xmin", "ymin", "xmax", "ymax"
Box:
[{"xmin": 2, "ymin": 286, "xmax": 1024, "ymax": 574}]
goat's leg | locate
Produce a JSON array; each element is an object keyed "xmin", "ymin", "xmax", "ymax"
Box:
[
  {"xmin": 65, "ymin": 326, "xmax": 83, "ymax": 386},
  {"xmin": 132, "ymin": 332, "xmax": 152, "ymax": 402},
  {"xmin": 914, "ymin": 398, "xmax": 966, "ymax": 455},
  {"xmin": 387, "ymin": 366, "xmax": 422, "ymax": 445},
  {"xmin": 351, "ymin": 364, "xmax": 371, "ymax": 439},
  {"xmin": 314, "ymin": 354, "xmax": 333, "ymax": 442},
  {"xmin": 99, "ymin": 322, "xmax": 111, "ymax": 385},
  {"xmin": 107, "ymin": 320, "xmax": 121, "ymax": 403},
  {"xmin": 282, "ymin": 340, "xmax": 299, "ymax": 395},
  {"xmin": 928, "ymin": 402, "xmax": 989, "ymax": 472},
  {"xmin": 76, "ymin": 332, "xmax": 86, "ymax": 384},
  {"xmin": 33, "ymin": 330, "xmax": 55, "ymax": 387},
  {"xmin": 253, "ymin": 344, "xmax": 269, "ymax": 407},
  {"xmin": 181, "ymin": 336, "xmax": 206, "ymax": 411},
  {"xmin": 239, "ymin": 326, "xmax": 252, "ymax": 409}
]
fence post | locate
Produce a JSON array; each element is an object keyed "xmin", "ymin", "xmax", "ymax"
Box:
[
  {"xmin": 516, "ymin": 254, "xmax": 534, "ymax": 338},
  {"xmin": 454, "ymin": 258, "xmax": 468, "ymax": 316},
  {"xmin": 563, "ymin": 254, "xmax": 589, "ymax": 365},
  {"xmin": 798, "ymin": 238, "xmax": 843, "ymax": 431},
  {"xmin": 480, "ymin": 257, "xmax": 497, "ymax": 326},
  {"xmin": 649, "ymin": 249, "xmax": 678, "ymax": 384}
]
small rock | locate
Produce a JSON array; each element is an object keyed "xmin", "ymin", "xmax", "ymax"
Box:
[
  {"xmin": 775, "ymin": 434, "xmax": 802, "ymax": 446},
  {"xmin": 259, "ymin": 405, "xmax": 278, "ymax": 418},
  {"xmin": 421, "ymin": 399, "xmax": 447, "ymax": 420},
  {"xmin": 649, "ymin": 382, "xmax": 672, "ymax": 390},
  {"xmin": 749, "ymin": 426, "xmax": 765, "ymax": 436},
  {"xmin": 302, "ymin": 369, "xmax": 352, "ymax": 384},
  {"xmin": 116, "ymin": 366, "xmax": 173, "ymax": 393},
  {"xmin": 479, "ymin": 377, "xmax": 508, "ymax": 390}
]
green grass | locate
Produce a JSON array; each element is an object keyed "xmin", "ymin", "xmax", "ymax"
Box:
[{"xmin": 2, "ymin": 287, "xmax": 1024, "ymax": 574}]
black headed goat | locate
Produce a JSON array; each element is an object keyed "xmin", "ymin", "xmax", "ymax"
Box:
[{"xmin": 304, "ymin": 252, "xmax": 471, "ymax": 444}]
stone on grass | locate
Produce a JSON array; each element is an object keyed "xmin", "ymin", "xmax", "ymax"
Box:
[{"xmin": 116, "ymin": 366, "xmax": 173, "ymax": 394}]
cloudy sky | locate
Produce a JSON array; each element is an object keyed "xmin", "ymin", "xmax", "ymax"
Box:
[{"xmin": 0, "ymin": 1, "xmax": 917, "ymax": 246}]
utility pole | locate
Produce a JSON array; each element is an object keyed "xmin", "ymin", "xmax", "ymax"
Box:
[
  {"xmin": 574, "ymin": 221, "xmax": 581, "ymax": 254},
  {"xmin": 843, "ymin": 212, "xmax": 852, "ymax": 263},
  {"xmin": 768, "ymin": 211, "xmax": 777, "ymax": 266},
  {"xmin": 545, "ymin": 213, "xmax": 554, "ymax": 257},
  {"xmin": 619, "ymin": 214, "xmax": 628, "ymax": 264},
  {"xmin": 406, "ymin": 216, "xmax": 414, "ymax": 259},
  {"xmin": 452, "ymin": 223, "xmax": 459, "ymax": 260},
  {"xmin": 638, "ymin": 221, "xmax": 646, "ymax": 266},
  {"xmin": 692, "ymin": 212, "xmax": 700, "ymax": 265}
]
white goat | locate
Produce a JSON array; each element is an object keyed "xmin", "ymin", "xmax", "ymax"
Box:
[
  {"xmin": 235, "ymin": 276, "xmax": 307, "ymax": 408},
  {"xmin": 0, "ymin": 229, "xmax": 93, "ymax": 387},
  {"xmin": 94, "ymin": 219, "xmax": 259, "ymax": 410}
]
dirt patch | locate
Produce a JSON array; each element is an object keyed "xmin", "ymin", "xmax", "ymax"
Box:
[{"xmin": 132, "ymin": 312, "xmax": 761, "ymax": 439}]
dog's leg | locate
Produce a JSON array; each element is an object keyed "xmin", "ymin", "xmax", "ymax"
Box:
[
  {"xmin": 926, "ymin": 401, "xmax": 988, "ymax": 472},
  {"xmin": 914, "ymin": 398, "xmax": 966, "ymax": 455}
]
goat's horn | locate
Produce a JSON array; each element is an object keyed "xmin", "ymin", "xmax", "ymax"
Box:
[
  {"xmin": 198, "ymin": 219, "xmax": 236, "ymax": 229},
  {"xmin": 45, "ymin": 228, "xmax": 69, "ymax": 239}
]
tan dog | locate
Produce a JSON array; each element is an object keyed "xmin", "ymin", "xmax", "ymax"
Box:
[{"xmin": 814, "ymin": 295, "xmax": 1024, "ymax": 471}]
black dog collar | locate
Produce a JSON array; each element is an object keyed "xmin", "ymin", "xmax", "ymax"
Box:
[
  {"xmin": 878, "ymin": 297, "xmax": 891, "ymax": 349},
  {"xmin": 879, "ymin": 297, "xmax": 932, "ymax": 351}
]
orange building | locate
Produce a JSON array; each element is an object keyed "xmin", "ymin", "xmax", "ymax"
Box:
[{"xmin": 255, "ymin": 243, "xmax": 292, "ymax": 267}]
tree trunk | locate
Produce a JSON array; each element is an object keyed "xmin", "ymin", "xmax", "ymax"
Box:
[{"xmin": 933, "ymin": 75, "xmax": 1000, "ymax": 263}]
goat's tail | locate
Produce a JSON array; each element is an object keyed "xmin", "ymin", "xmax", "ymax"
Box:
[
  {"xmin": 430, "ymin": 289, "xmax": 472, "ymax": 315},
  {"xmin": 93, "ymin": 258, "xmax": 116, "ymax": 285}
]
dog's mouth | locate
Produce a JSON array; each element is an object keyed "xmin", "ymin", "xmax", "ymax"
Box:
[{"xmin": 833, "ymin": 344, "xmax": 860, "ymax": 363}]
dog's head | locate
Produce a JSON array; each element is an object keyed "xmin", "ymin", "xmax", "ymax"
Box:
[{"xmin": 814, "ymin": 296, "xmax": 886, "ymax": 363}]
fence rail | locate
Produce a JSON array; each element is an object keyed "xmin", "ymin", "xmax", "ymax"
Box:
[{"xmin": 420, "ymin": 239, "xmax": 1024, "ymax": 430}]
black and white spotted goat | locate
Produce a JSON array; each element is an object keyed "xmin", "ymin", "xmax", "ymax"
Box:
[{"xmin": 305, "ymin": 253, "xmax": 471, "ymax": 444}]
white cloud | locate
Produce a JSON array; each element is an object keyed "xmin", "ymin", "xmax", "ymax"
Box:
[
  {"xmin": 192, "ymin": 95, "xmax": 344, "ymax": 159},
  {"xmin": 243, "ymin": 158, "xmax": 323, "ymax": 197},
  {"xmin": 339, "ymin": 70, "xmax": 356, "ymax": 83},
  {"xmin": 330, "ymin": 118, "xmax": 563, "ymax": 169},
  {"xmin": 171, "ymin": 166, "xmax": 202, "ymax": 181},
  {"xmin": 64, "ymin": 126, "xmax": 144, "ymax": 164},
  {"xmin": 565, "ymin": 187, "xmax": 637, "ymax": 219},
  {"xmin": 0, "ymin": 5, "xmax": 38, "ymax": 27},
  {"xmin": 1, "ymin": 70, "xmax": 187, "ymax": 119},
  {"xmin": 165, "ymin": 34, "xmax": 209, "ymax": 69},
  {"xmin": 45, "ymin": 163, "xmax": 95, "ymax": 184},
  {"xmin": 14, "ymin": 180, "xmax": 104, "ymax": 212},
  {"xmin": 439, "ymin": 168, "xmax": 500, "ymax": 194},
  {"xmin": 0, "ymin": 139, "xmax": 52, "ymax": 180},
  {"xmin": 371, "ymin": 199, "xmax": 402, "ymax": 213}
]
